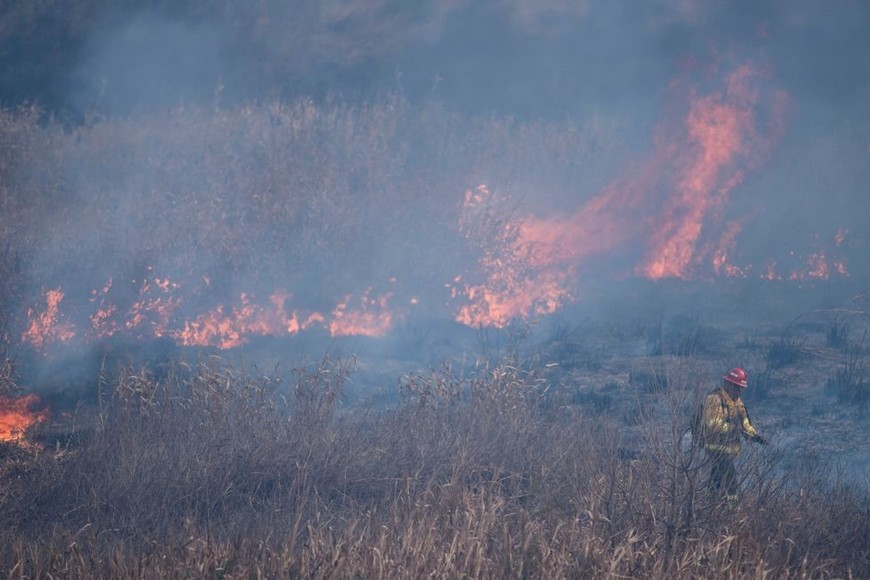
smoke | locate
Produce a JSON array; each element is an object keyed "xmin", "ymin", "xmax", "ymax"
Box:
[
  {"xmin": 71, "ymin": 16, "xmax": 224, "ymax": 116},
  {"xmin": 3, "ymin": 1, "xmax": 869, "ymax": 119},
  {"xmin": 1, "ymin": 0, "xmax": 869, "ymax": 368}
]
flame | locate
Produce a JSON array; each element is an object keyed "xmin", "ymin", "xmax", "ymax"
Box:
[
  {"xmin": 788, "ymin": 252, "xmax": 841, "ymax": 281},
  {"xmin": 762, "ymin": 262, "xmax": 779, "ymax": 281},
  {"xmin": 168, "ymin": 289, "xmax": 396, "ymax": 348},
  {"xmin": 21, "ymin": 289, "xmax": 76, "ymax": 349},
  {"xmin": 91, "ymin": 304, "xmax": 119, "ymax": 337},
  {"xmin": 452, "ymin": 63, "xmax": 785, "ymax": 326},
  {"xmin": 174, "ymin": 292, "xmax": 321, "ymax": 349},
  {"xmin": 641, "ymin": 64, "xmax": 768, "ymax": 279},
  {"xmin": 0, "ymin": 394, "xmax": 49, "ymax": 447},
  {"xmin": 712, "ymin": 221, "xmax": 748, "ymax": 277},
  {"xmin": 90, "ymin": 278, "xmax": 119, "ymax": 337},
  {"xmin": 804, "ymin": 253, "xmax": 829, "ymax": 280},
  {"xmin": 756, "ymin": 248, "xmax": 849, "ymax": 282},
  {"xmin": 23, "ymin": 275, "xmax": 403, "ymax": 350},
  {"xmin": 124, "ymin": 279, "xmax": 182, "ymax": 337},
  {"xmin": 455, "ymin": 270, "xmax": 569, "ymax": 328},
  {"xmin": 10, "ymin": 64, "xmax": 855, "ymax": 344},
  {"xmin": 329, "ymin": 291, "xmax": 395, "ymax": 337},
  {"xmin": 450, "ymin": 62, "xmax": 851, "ymax": 327},
  {"xmin": 454, "ymin": 185, "xmax": 574, "ymax": 328}
]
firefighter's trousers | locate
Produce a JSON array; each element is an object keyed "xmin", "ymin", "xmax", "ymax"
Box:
[{"xmin": 707, "ymin": 451, "xmax": 738, "ymax": 497}]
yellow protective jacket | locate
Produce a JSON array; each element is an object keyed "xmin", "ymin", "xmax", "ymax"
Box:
[{"xmin": 701, "ymin": 388, "xmax": 758, "ymax": 457}]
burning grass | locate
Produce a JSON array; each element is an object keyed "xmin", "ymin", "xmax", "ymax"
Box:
[
  {"xmin": 0, "ymin": 50, "xmax": 867, "ymax": 578},
  {"xmin": 0, "ymin": 357, "xmax": 867, "ymax": 578},
  {"xmin": 0, "ymin": 73, "xmax": 858, "ymax": 358},
  {"xmin": 0, "ymin": 98, "xmax": 628, "ymax": 351},
  {"xmin": 0, "ymin": 393, "xmax": 48, "ymax": 447}
]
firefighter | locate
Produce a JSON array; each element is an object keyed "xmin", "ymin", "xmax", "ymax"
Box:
[{"xmin": 701, "ymin": 367, "xmax": 767, "ymax": 500}]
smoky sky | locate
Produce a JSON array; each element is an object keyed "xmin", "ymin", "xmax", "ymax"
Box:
[
  {"xmin": 70, "ymin": 16, "xmax": 224, "ymax": 115},
  {"xmin": 9, "ymin": 1, "xmax": 857, "ymax": 123}
]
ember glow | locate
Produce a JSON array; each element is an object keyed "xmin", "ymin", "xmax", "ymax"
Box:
[{"xmin": 0, "ymin": 394, "xmax": 49, "ymax": 447}]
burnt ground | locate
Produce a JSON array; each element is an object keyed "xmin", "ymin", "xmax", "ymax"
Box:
[
  {"xmin": 326, "ymin": 281, "xmax": 870, "ymax": 484},
  {"xmin": 534, "ymin": 315, "xmax": 870, "ymax": 480}
]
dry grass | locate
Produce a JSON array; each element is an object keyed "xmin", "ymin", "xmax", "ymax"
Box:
[
  {"xmin": 0, "ymin": 53, "xmax": 867, "ymax": 580},
  {"xmin": 0, "ymin": 357, "xmax": 867, "ymax": 578},
  {"xmin": 0, "ymin": 98, "xmax": 622, "ymax": 342}
]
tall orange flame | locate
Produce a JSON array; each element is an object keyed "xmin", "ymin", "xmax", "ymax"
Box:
[
  {"xmin": 451, "ymin": 63, "xmax": 786, "ymax": 326},
  {"xmin": 641, "ymin": 64, "xmax": 771, "ymax": 278}
]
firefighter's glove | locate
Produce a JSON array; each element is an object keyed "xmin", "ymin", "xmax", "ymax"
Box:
[{"xmin": 751, "ymin": 434, "xmax": 769, "ymax": 446}]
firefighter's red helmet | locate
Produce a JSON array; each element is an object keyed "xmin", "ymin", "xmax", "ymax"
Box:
[{"xmin": 724, "ymin": 367, "xmax": 748, "ymax": 388}]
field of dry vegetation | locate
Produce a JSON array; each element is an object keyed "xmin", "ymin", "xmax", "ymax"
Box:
[
  {"xmin": 0, "ymin": 351, "xmax": 867, "ymax": 578},
  {"xmin": 0, "ymin": 98, "xmax": 868, "ymax": 577}
]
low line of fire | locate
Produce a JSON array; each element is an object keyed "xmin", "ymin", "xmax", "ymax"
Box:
[
  {"xmin": 0, "ymin": 231, "xmax": 851, "ymax": 449},
  {"xmin": 18, "ymin": 228, "xmax": 849, "ymax": 354},
  {"xmin": 21, "ymin": 284, "xmax": 398, "ymax": 351},
  {"xmin": 13, "ymin": 61, "xmax": 851, "ymax": 353}
]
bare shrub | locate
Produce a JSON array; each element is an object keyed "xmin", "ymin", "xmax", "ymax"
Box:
[
  {"xmin": 764, "ymin": 331, "xmax": 806, "ymax": 369},
  {"xmin": 826, "ymin": 335, "xmax": 870, "ymax": 409},
  {"xmin": 0, "ymin": 356, "xmax": 17, "ymax": 395},
  {"xmin": 741, "ymin": 368, "xmax": 780, "ymax": 403},
  {"xmin": 827, "ymin": 315, "xmax": 852, "ymax": 348},
  {"xmin": 646, "ymin": 315, "xmax": 722, "ymax": 357}
]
